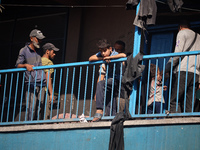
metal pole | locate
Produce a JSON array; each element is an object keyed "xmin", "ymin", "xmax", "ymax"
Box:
[{"xmin": 129, "ymin": 3, "xmax": 141, "ymax": 116}]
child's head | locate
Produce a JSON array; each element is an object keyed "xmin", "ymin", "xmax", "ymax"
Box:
[
  {"xmin": 114, "ymin": 40, "xmax": 125, "ymax": 53},
  {"xmin": 150, "ymin": 64, "xmax": 161, "ymax": 80},
  {"xmin": 96, "ymin": 39, "xmax": 112, "ymax": 57}
]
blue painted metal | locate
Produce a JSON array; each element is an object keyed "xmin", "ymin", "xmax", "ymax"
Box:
[
  {"xmin": 38, "ymin": 70, "xmax": 44, "ymax": 121},
  {"xmin": 1, "ymin": 74, "xmax": 7, "ymax": 122},
  {"xmin": 184, "ymin": 56, "xmax": 189, "ymax": 113},
  {"xmin": 63, "ymin": 68, "xmax": 69, "ymax": 118},
  {"xmin": 57, "ymin": 68, "xmax": 63, "ymax": 118},
  {"xmin": 19, "ymin": 72, "xmax": 25, "ymax": 121},
  {"xmin": 44, "ymin": 70, "xmax": 50, "ymax": 120},
  {"xmin": 168, "ymin": 57, "xmax": 174, "ymax": 111},
  {"xmin": 0, "ymin": 124, "xmax": 200, "ymax": 150},
  {"xmin": 13, "ymin": 72, "xmax": 19, "ymax": 122},
  {"xmin": 0, "ymin": 51, "xmax": 200, "ymax": 125},
  {"xmin": 117, "ymin": 63, "xmax": 123, "ymax": 113},
  {"xmin": 50, "ymin": 69, "xmax": 56, "ymax": 119},
  {"xmin": 31, "ymin": 71, "xmax": 38, "ymax": 121},
  {"xmin": 130, "ymin": 2, "xmax": 141, "ymax": 116},
  {"xmin": 192, "ymin": 55, "xmax": 197, "ymax": 112},
  {"xmin": 176, "ymin": 57, "xmax": 181, "ymax": 112},
  {"xmin": 145, "ymin": 61, "xmax": 151, "ymax": 114},
  {"xmin": 160, "ymin": 58, "xmax": 166, "ymax": 113},
  {"xmin": 89, "ymin": 65, "xmax": 95, "ymax": 117},
  {"xmin": 7, "ymin": 73, "xmax": 13, "ymax": 122},
  {"xmin": 153, "ymin": 59, "xmax": 159, "ymax": 114},
  {"xmin": 70, "ymin": 67, "xmax": 75, "ymax": 118},
  {"xmin": 83, "ymin": 66, "xmax": 89, "ymax": 115},
  {"xmin": 76, "ymin": 66, "xmax": 82, "ymax": 117},
  {"xmin": 110, "ymin": 63, "xmax": 116, "ymax": 116},
  {"xmin": 25, "ymin": 74, "xmax": 31, "ymax": 121}
]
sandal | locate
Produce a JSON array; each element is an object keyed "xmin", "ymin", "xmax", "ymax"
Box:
[{"xmin": 92, "ymin": 113, "xmax": 103, "ymax": 122}]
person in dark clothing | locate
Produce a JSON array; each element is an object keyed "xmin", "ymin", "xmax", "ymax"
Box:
[
  {"xmin": 16, "ymin": 29, "xmax": 46, "ymax": 121},
  {"xmin": 89, "ymin": 39, "xmax": 126, "ymax": 122}
]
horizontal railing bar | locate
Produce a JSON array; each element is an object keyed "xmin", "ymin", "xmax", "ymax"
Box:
[
  {"xmin": 1, "ymin": 112, "xmax": 200, "ymax": 126},
  {"xmin": 143, "ymin": 50, "xmax": 200, "ymax": 59},
  {"xmin": 1, "ymin": 51, "xmax": 200, "ymax": 74}
]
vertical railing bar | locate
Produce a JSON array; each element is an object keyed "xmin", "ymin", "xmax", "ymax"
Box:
[
  {"xmin": 63, "ymin": 68, "xmax": 69, "ymax": 119},
  {"xmin": 31, "ymin": 71, "xmax": 37, "ymax": 121},
  {"xmin": 38, "ymin": 70, "xmax": 44, "ymax": 120},
  {"xmin": 83, "ymin": 66, "xmax": 89, "ymax": 115},
  {"xmin": 192, "ymin": 55, "xmax": 197, "ymax": 113},
  {"xmin": 56, "ymin": 68, "xmax": 63, "ymax": 119},
  {"xmin": 138, "ymin": 61, "xmax": 144, "ymax": 115},
  {"xmin": 168, "ymin": 57, "xmax": 174, "ymax": 111},
  {"xmin": 110, "ymin": 63, "xmax": 116, "ymax": 116},
  {"xmin": 1, "ymin": 74, "xmax": 7, "ymax": 122},
  {"xmin": 19, "ymin": 72, "xmax": 25, "ymax": 122},
  {"xmin": 89, "ymin": 65, "xmax": 95, "ymax": 117},
  {"xmin": 176, "ymin": 57, "xmax": 181, "ymax": 112},
  {"xmin": 7, "ymin": 73, "xmax": 13, "ymax": 122},
  {"xmin": 13, "ymin": 72, "xmax": 19, "ymax": 122},
  {"xmin": 103, "ymin": 64, "xmax": 109, "ymax": 117},
  {"xmin": 183, "ymin": 56, "xmax": 189, "ymax": 113},
  {"xmin": 99, "ymin": 64, "xmax": 103, "ymax": 82},
  {"xmin": 161, "ymin": 58, "xmax": 166, "ymax": 114},
  {"xmin": 50, "ymin": 69, "xmax": 56, "ymax": 120},
  {"xmin": 76, "ymin": 67, "xmax": 82, "ymax": 118},
  {"xmin": 153, "ymin": 59, "xmax": 158, "ymax": 115},
  {"xmin": 145, "ymin": 60, "xmax": 151, "ymax": 114},
  {"xmin": 117, "ymin": 63, "xmax": 123, "ymax": 113},
  {"xmin": 70, "ymin": 67, "xmax": 75, "ymax": 118}
]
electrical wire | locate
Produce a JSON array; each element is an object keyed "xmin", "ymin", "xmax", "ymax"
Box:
[
  {"xmin": 156, "ymin": 0, "xmax": 200, "ymax": 12},
  {"xmin": 1, "ymin": 4, "xmax": 125, "ymax": 8},
  {"xmin": 2, "ymin": 1, "xmax": 200, "ymax": 12}
]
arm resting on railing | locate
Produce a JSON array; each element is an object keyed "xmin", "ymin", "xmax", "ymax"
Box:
[{"xmin": 17, "ymin": 64, "xmax": 34, "ymax": 72}]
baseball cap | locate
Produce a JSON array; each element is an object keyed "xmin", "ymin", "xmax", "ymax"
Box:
[
  {"xmin": 29, "ymin": 29, "xmax": 45, "ymax": 39},
  {"xmin": 42, "ymin": 43, "xmax": 59, "ymax": 51},
  {"xmin": 96, "ymin": 39, "xmax": 110, "ymax": 49}
]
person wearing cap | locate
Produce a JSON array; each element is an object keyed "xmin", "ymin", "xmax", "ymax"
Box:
[
  {"xmin": 16, "ymin": 29, "xmax": 46, "ymax": 121},
  {"xmin": 89, "ymin": 39, "xmax": 126, "ymax": 122},
  {"xmin": 41, "ymin": 43, "xmax": 59, "ymax": 119}
]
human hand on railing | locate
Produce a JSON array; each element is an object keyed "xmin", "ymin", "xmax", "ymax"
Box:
[
  {"xmin": 103, "ymin": 56, "xmax": 111, "ymax": 63},
  {"xmin": 26, "ymin": 64, "xmax": 34, "ymax": 72}
]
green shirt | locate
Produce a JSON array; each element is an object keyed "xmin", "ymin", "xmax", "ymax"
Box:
[{"xmin": 41, "ymin": 57, "xmax": 54, "ymax": 74}]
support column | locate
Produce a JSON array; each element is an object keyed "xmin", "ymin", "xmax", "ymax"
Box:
[{"xmin": 129, "ymin": 3, "xmax": 141, "ymax": 116}]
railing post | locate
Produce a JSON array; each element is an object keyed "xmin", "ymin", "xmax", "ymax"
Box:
[{"xmin": 129, "ymin": 3, "xmax": 141, "ymax": 116}]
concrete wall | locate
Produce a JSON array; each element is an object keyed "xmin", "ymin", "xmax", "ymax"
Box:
[
  {"xmin": 0, "ymin": 117, "xmax": 200, "ymax": 150},
  {"xmin": 65, "ymin": 7, "xmax": 136, "ymax": 63}
]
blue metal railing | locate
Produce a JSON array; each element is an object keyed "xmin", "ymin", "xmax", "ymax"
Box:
[{"xmin": 0, "ymin": 51, "xmax": 200, "ymax": 125}]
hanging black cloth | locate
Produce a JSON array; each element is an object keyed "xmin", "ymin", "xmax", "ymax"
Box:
[
  {"xmin": 108, "ymin": 112, "xmax": 126, "ymax": 150},
  {"xmin": 122, "ymin": 52, "xmax": 145, "ymax": 92},
  {"xmin": 109, "ymin": 52, "xmax": 145, "ymax": 150}
]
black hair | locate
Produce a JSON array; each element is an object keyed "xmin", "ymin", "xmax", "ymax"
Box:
[
  {"xmin": 115, "ymin": 40, "xmax": 125, "ymax": 50},
  {"xmin": 96, "ymin": 39, "xmax": 110, "ymax": 49},
  {"xmin": 179, "ymin": 20, "xmax": 190, "ymax": 28},
  {"xmin": 150, "ymin": 63, "xmax": 157, "ymax": 79},
  {"xmin": 43, "ymin": 48, "xmax": 51, "ymax": 54}
]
